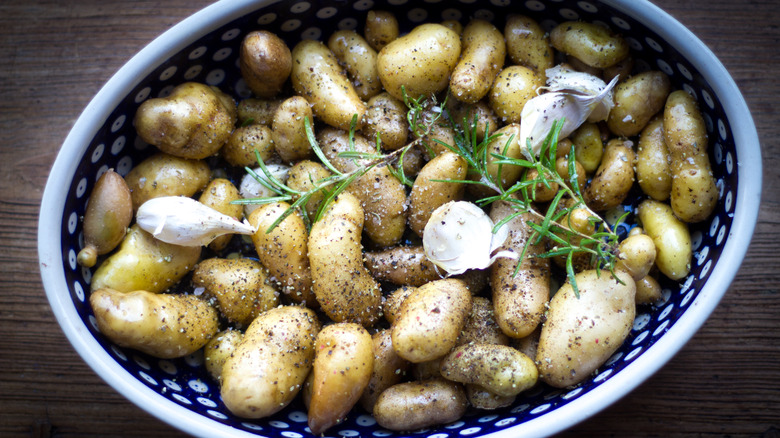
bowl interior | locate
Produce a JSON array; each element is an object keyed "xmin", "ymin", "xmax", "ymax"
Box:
[{"xmin": 44, "ymin": 0, "xmax": 752, "ymax": 437}]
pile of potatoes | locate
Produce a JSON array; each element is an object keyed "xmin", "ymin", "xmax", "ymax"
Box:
[{"xmin": 79, "ymin": 9, "xmax": 718, "ymax": 434}]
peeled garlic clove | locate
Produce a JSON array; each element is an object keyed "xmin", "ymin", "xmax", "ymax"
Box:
[
  {"xmin": 423, "ymin": 201, "xmax": 515, "ymax": 276},
  {"xmin": 136, "ymin": 196, "xmax": 256, "ymax": 247},
  {"xmin": 239, "ymin": 163, "xmax": 290, "ymax": 216}
]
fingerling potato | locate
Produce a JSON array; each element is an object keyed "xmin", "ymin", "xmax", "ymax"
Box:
[
  {"xmin": 450, "ymin": 19, "xmax": 506, "ymax": 104},
  {"xmin": 372, "ymin": 379, "xmax": 467, "ymax": 431}
]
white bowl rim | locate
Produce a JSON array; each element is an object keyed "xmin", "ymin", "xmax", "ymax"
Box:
[{"xmin": 38, "ymin": 0, "xmax": 762, "ymax": 437}]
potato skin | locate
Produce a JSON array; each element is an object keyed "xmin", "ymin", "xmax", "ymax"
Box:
[
  {"xmin": 391, "ymin": 278, "xmax": 472, "ymax": 363},
  {"xmin": 91, "ymin": 224, "xmax": 201, "ymax": 293},
  {"xmin": 536, "ymin": 270, "xmax": 636, "ymax": 388},
  {"xmin": 198, "ymin": 178, "xmax": 242, "ymax": 251},
  {"xmin": 616, "ymin": 234, "xmax": 657, "ymax": 282},
  {"xmin": 284, "ymin": 160, "xmax": 332, "ymax": 223},
  {"xmin": 550, "ymin": 21, "xmax": 629, "ymax": 68},
  {"xmin": 308, "ymin": 193, "xmax": 382, "ymax": 326},
  {"xmin": 134, "ymin": 82, "xmax": 235, "ymax": 160},
  {"xmin": 408, "ymin": 151, "xmax": 468, "ymax": 237},
  {"xmin": 457, "ymin": 296, "xmax": 510, "ymax": 346},
  {"xmin": 271, "ymin": 95, "xmax": 314, "ymax": 163},
  {"xmin": 377, "ymin": 23, "xmax": 461, "ymax": 101},
  {"xmin": 318, "ymin": 127, "xmax": 408, "ymax": 247},
  {"xmin": 373, "ymin": 378, "xmax": 467, "ymax": 431},
  {"xmin": 663, "ymin": 90, "xmax": 718, "ymax": 223},
  {"xmin": 90, "ymin": 288, "xmax": 218, "ymax": 359},
  {"xmin": 222, "ymin": 124, "xmax": 275, "ymax": 168},
  {"xmin": 450, "ymin": 19, "xmax": 506, "ymax": 104},
  {"xmin": 363, "ymin": 92, "xmax": 409, "ymax": 150},
  {"xmin": 364, "ymin": 10, "xmax": 399, "ymax": 51},
  {"xmin": 328, "ymin": 30, "xmax": 382, "ymax": 101},
  {"xmin": 237, "ymin": 97, "xmax": 281, "ymax": 126},
  {"xmin": 570, "ymin": 122, "xmax": 604, "ymax": 174},
  {"xmin": 291, "ymin": 39, "xmax": 366, "ymax": 131},
  {"xmin": 364, "ymin": 245, "xmax": 441, "ymax": 287},
  {"xmin": 77, "ymin": 169, "xmax": 133, "ymax": 268},
  {"xmin": 359, "ymin": 329, "xmax": 410, "ymax": 412},
  {"xmin": 636, "ymin": 115, "xmax": 672, "ymax": 201},
  {"xmin": 240, "ymin": 30, "xmax": 292, "ymax": 98},
  {"xmin": 383, "ymin": 286, "xmax": 416, "ymax": 325},
  {"xmin": 505, "ymin": 14, "xmax": 554, "ymax": 80},
  {"xmin": 192, "ymin": 257, "xmax": 279, "ymax": 327},
  {"xmin": 489, "ymin": 66, "xmax": 542, "ymax": 124},
  {"xmin": 124, "ymin": 152, "xmax": 210, "ymax": 212},
  {"xmin": 607, "ymin": 71, "xmax": 671, "ymax": 137},
  {"xmin": 440, "ymin": 343, "xmax": 538, "ymax": 397},
  {"xmin": 248, "ymin": 202, "xmax": 316, "ymax": 307},
  {"xmin": 489, "ymin": 203, "xmax": 550, "ymax": 339},
  {"xmin": 203, "ymin": 329, "xmax": 243, "ymax": 383},
  {"xmin": 221, "ymin": 306, "xmax": 319, "ymax": 419},
  {"xmin": 308, "ymin": 323, "xmax": 374, "ymax": 435},
  {"xmin": 637, "ymin": 199, "xmax": 692, "ymax": 280},
  {"xmin": 584, "ymin": 138, "xmax": 636, "ymax": 211}
]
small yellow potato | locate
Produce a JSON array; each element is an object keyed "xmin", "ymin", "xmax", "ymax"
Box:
[
  {"xmin": 391, "ymin": 278, "xmax": 472, "ymax": 363},
  {"xmin": 482, "ymin": 124, "xmax": 527, "ymax": 193},
  {"xmin": 607, "ymin": 71, "xmax": 671, "ymax": 137},
  {"xmin": 616, "ymin": 233, "xmax": 657, "ymax": 282},
  {"xmin": 466, "ymin": 385, "xmax": 515, "ymax": 410},
  {"xmin": 77, "ymin": 169, "xmax": 132, "ymax": 268},
  {"xmin": 363, "ymin": 92, "xmax": 409, "ymax": 150},
  {"xmin": 285, "ymin": 160, "xmax": 332, "ymax": 222},
  {"xmin": 523, "ymin": 167, "xmax": 558, "ymax": 203},
  {"xmin": 550, "ymin": 21, "xmax": 629, "ymax": 69},
  {"xmin": 412, "ymin": 357, "xmax": 443, "ymax": 380},
  {"xmin": 134, "ymin": 82, "xmax": 235, "ymax": 159},
  {"xmin": 318, "ymin": 127, "xmax": 407, "ymax": 247},
  {"xmin": 308, "ymin": 323, "xmax": 374, "ymax": 435},
  {"xmin": 663, "ymin": 90, "xmax": 718, "ymax": 223},
  {"xmin": 446, "ymin": 98, "xmax": 498, "ymax": 142},
  {"xmin": 328, "ymin": 30, "xmax": 382, "ymax": 101},
  {"xmin": 554, "ymin": 156, "xmax": 587, "ymax": 195},
  {"xmin": 636, "ymin": 115, "xmax": 672, "ymax": 201},
  {"xmin": 271, "ymin": 95, "xmax": 314, "ymax": 162},
  {"xmin": 383, "ymin": 286, "xmax": 416, "ymax": 325},
  {"xmin": 364, "ymin": 10, "xmax": 399, "ymax": 51},
  {"xmin": 570, "ymin": 122, "xmax": 604, "ymax": 174},
  {"xmin": 308, "ymin": 193, "xmax": 382, "ymax": 326},
  {"xmin": 203, "ymin": 329, "xmax": 243, "ymax": 383},
  {"xmin": 553, "ymin": 202, "xmax": 598, "ymax": 272},
  {"xmin": 488, "ymin": 66, "xmax": 542, "ymax": 123},
  {"xmin": 291, "ymin": 39, "xmax": 366, "ymax": 131},
  {"xmin": 240, "ymin": 30, "xmax": 292, "ymax": 98},
  {"xmin": 584, "ymin": 138, "xmax": 636, "ymax": 211},
  {"xmin": 440, "ymin": 343, "xmax": 538, "ymax": 397},
  {"xmin": 377, "ymin": 23, "xmax": 461, "ymax": 101},
  {"xmin": 192, "ymin": 258, "xmax": 279, "ymax": 327},
  {"xmin": 90, "ymin": 288, "xmax": 218, "ymax": 359},
  {"xmin": 556, "ymin": 138, "xmax": 574, "ymax": 159},
  {"xmin": 415, "ymin": 107, "xmax": 458, "ymax": 158},
  {"xmin": 198, "ymin": 178, "xmax": 242, "ymax": 251},
  {"xmin": 359, "ymin": 329, "xmax": 411, "ymax": 412},
  {"xmin": 636, "ymin": 275, "xmax": 664, "ymax": 305},
  {"xmin": 247, "ymin": 202, "xmax": 316, "ymax": 307},
  {"xmin": 364, "ymin": 245, "xmax": 441, "ymax": 287},
  {"xmin": 222, "ymin": 124, "xmax": 275, "ymax": 168},
  {"xmin": 536, "ymin": 269, "xmax": 636, "ymax": 388},
  {"xmin": 221, "ymin": 306, "xmax": 320, "ymax": 419},
  {"xmin": 457, "ymin": 296, "xmax": 510, "ymax": 347},
  {"xmin": 504, "ymin": 14, "xmax": 554, "ymax": 80},
  {"xmin": 372, "ymin": 378, "xmax": 467, "ymax": 431},
  {"xmin": 637, "ymin": 199, "xmax": 692, "ymax": 280},
  {"xmin": 603, "ymin": 56, "xmax": 634, "ymax": 84},
  {"xmin": 237, "ymin": 98, "xmax": 281, "ymax": 126},
  {"xmin": 408, "ymin": 151, "xmax": 468, "ymax": 237},
  {"xmin": 450, "ymin": 19, "xmax": 506, "ymax": 104},
  {"xmin": 489, "ymin": 203, "xmax": 550, "ymax": 339},
  {"xmin": 91, "ymin": 224, "xmax": 201, "ymax": 293},
  {"xmin": 124, "ymin": 152, "xmax": 210, "ymax": 211}
]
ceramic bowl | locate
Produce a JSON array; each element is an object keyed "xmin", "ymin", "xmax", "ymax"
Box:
[{"xmin": 38, "ymin": 0, "xmax": 761, "ymax": 437}]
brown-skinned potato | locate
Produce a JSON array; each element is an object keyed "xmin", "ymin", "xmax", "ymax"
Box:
[
  {"xmin": 77, "ymin": 169, "xmax": 133, "ymax": 268},
  {"xmin": 364, "ymin": 245, "xmax": 441, "ymax": 287}
]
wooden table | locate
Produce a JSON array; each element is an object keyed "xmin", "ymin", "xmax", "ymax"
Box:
[{"xmin": 1, "ymin": 0, "xmax": 777, "ymax": 436}]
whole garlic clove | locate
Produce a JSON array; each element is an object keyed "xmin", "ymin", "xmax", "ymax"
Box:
[
  {"xmin": 423, "ymin": 201, "xmax": 516, "ymax": 276},
  {"xmin": 136, "ymin": 196, "xmax": 256, "ymax": 247}
]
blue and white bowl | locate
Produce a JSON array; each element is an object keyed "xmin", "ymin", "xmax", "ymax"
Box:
[{"xmin": 38, "ymin": 1, "xmax": 761, "ymax": 437}]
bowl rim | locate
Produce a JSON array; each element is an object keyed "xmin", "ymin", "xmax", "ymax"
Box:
[{"xmin": 38, "ymin": 0, "xmax": 762, "ymax": 437}]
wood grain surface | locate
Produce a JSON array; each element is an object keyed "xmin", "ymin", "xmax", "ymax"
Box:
[{"xmin": 1, "ymin": 0, "xmax": 778, "ymax": 436}]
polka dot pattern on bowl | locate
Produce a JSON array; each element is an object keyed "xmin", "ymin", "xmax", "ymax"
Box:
[{"xmin": 58, "ymin": 1, "xmax": 738, "ymax": 437}]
